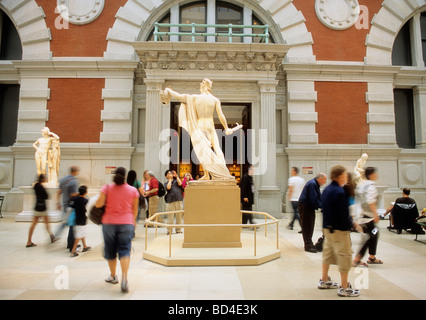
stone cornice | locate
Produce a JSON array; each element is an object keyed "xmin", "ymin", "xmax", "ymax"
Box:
[
  {"xmin": 283, "ymin": 62, "xmax": 401, "ymax": 82},
  {"xmin": 394, "ymin": 67, "xmax": 426, "ymax": 87},
  {"xmin": 12, "ymin": 58, "xmax": 139, "ymax": 78},
  {"xmin": 133, "ymin": 42, "xmax": 289, "ymax": 73}
]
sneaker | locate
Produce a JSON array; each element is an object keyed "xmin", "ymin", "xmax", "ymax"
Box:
[
  {"xmin": 70, "ymin": 252, "xmax": 78, "ymax": 257},
  {"xmin": 121, "ymin": 280, "xmax": 129, "ymax": 293},
  {"xmin": 337, "ymin": 283, "xmax": 360, "ymax": 297},
  {"xmin": 318, "ymin": 277, "xmax": 339, "ymax": 289},
  {"xmin": 82, "ymin": 247, "xmax": 91, "ymax": 252},
  {"xmin": 105, "ymin": 274, "xmax": 119, "ymax": 284}
]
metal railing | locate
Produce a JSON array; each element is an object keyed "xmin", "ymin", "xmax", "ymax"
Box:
[
  {"xmin": 144, "ymin": 210, "xmax": 279, "ymax": 258},
  {"xmin": 153, "ymin": 22, "xmax": 270, "ymax": 43}
]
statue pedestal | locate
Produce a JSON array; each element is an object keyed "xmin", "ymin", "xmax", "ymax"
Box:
[
  {"xmin": 15, "ymin": 186, "xmax": 62, "ymax": 222},
  {"xmin": 182, "ymin": 180, "xmax": 242, "ymax": 248}
]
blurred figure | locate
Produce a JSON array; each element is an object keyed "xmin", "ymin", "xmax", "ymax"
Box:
[
  {"xmin": 287, "ymin": 167, "xmax": 305, "ymax": 231},
  {"xmin": 127, "ymin": 170, "xmax": 145, "ymax": 223},
  {"xmin": 95, "ymin": 167, "xmax": 139, "ymax": 293},
  {"xmin": 70, "ymin": 185, "xmax": 91, "ymax": 257},
  {"xmin": 26, "ymin": 174, "xmax": 58, "ymax": 247},
  {"xmin": 143, "ymin": 171, "xmax": 162, "ymax": 223},
  {"xmin": 182, "ymin": 172, "xmax": 193, "ymax": 197},
  {"xmin": 353, "ymin": 167, "xmax": 383, "ymax": 266},
  {"xmin": 298, "ymin": 173, "xmax": 327, "ymax": 253},
  {"xmin": 240, "ymin": 165, "xmax": 255, "ymax": 224},
  {"xmin": 318, "ymin": 165, "xmax": 360, "ymax": 297},
  {"xmin": 164, "ymin": 170, "xmax": 184, "ymax": 234},
  {"xmin": 55, "ymin": 165, "xmax": 80, "ymax": 251}
]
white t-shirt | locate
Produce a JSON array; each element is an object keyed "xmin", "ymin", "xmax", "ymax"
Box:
[{"xmin": 288, "ymin": 176, "xmax": 305, "ymax": 201}]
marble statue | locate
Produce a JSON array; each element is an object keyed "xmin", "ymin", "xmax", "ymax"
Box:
[
  {"xmin": 354, "ymin": 153, "xmax": 368, "ymax": 184},
  {"xmin": 160, "ymin": 79, "xmax": 241, "ymax": 180},
  {"xmin": 33, "ymin": 127, "xmax": 60, "ymax": 186}
]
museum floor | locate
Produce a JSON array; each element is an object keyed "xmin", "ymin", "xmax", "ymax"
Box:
[{"xmin": 0, "ymin": 212, "xmax": 425, "ymax": 301}]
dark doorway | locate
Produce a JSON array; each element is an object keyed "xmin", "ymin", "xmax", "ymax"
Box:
[{"xmin": 170, "ymin": 102, "xmax": 251, "ymax": 183}]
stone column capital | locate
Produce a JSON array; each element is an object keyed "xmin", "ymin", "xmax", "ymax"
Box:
[
  {"xmin": 143, "ymin": 78, "xmax": 165, "ymax": 91},
  {"xmin": 257, "ymin": 80, "xmax": 279, "ymax": 93}
]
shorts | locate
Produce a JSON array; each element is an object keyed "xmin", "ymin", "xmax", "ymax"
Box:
[
  {"xmin": 102, "ymin": 224, "xmax": 134, "ymax": 260},
  {"xmin": 34, "ymin": 210, "xmax": 47, "ymax": 217},
  {"xmin": 74, "ymin": 225, "xmax": 86, "ymax": 239},
  {"xmin": 322, "ymin": 228, "xmax": 353, "ymax": 273}
]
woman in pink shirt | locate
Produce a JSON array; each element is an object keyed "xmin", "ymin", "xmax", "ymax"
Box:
[{"xmin": 95, "ymin": 167, "xmax": 139, "ymax": 293}]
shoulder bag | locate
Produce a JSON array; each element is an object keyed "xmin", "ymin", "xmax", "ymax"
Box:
[{"xmin": 89, "ymin": 185, "xmax": 109, "ymax": 225}]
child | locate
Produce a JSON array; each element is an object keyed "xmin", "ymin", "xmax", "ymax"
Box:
[{"xmin": 70, "ymin": 185, "xmax": 91, "ymax": 257}]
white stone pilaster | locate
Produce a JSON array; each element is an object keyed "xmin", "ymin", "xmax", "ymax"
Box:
[
  {"xmin": 366, "ymin": 81, "xmax": 397, "ymax": 146},
  {"xmin": 101, "ymin": 78, "xmax": 134, "ymax": 145},
  {"xmin": 286, "ymin": 78, "xmax": 318, "ymax": 145},
  {"xmin": 257, "ymin": 80, "xmax": 281, "ymax": 217},
  {"xmin": 144, "ymin": 78, "xmax": 165, "ymax": 177},
  {"xmin": 410, "ymin": 13, "xmax": 425, "ymax": 67},
  {"xmin": 414, "ymin": 86, "xmax": 426, "ymax": 149}
]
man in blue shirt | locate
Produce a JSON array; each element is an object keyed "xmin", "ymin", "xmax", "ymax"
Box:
[
  {"xmin": 318, "ymin": 165, "xmax": 360, "ymax": 297},
  {"xmin": 298, "ymin": 172, "xmax": 327, "ymax": 252}
]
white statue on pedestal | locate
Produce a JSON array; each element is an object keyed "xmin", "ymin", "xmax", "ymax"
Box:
[
  {"xmin": 161, "ymin": 79, "xmax": 241, "ymax": 180},
  {"xmin": 354, "ymin": 153, "xmax": 368, "ymax": 184},
  {"xmin": 33, "ymin": 127, "xmax": 60, "ymax": 186}
]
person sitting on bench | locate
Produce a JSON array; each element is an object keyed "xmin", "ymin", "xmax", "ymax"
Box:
[{"xmin": 383, "ymin": 188, "xmax": 423, "ymax": 234}]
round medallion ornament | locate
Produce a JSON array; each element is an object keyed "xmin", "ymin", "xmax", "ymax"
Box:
[
  {"xmin": 57, "ymin": 0, "xmax": 105, "ymax": 25},
  {"xmin": 315, "ymin": 0, "xmax": 360, "ymax": 30}
]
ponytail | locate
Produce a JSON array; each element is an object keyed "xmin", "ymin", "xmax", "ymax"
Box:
[{"xmin": 113, "ymin": 167, "xmax": 126, "ymax": 185}]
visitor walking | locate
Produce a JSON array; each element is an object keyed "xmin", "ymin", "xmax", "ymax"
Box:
[
  {"xmin": 287, "ymin": 167, "xmax": 305, "ymax": 231},
  {"xmin": 318, "ymin": 165, "xmax": 360, "ymax": 297},
  {"xmin": 70, "ymin": 185, "xmax": 91, "ymax": 257},
  {"xmin": 55, "ymin": 165, "xmax": 80, "ymax": 251},
  {"xmin": 298, "ymin": 173, "xmax": 327, "ymax": 253},
  {"xmin": 26, "ymin": 174, "xmax": 58, "ymax": 247},
  {"xmin": 95, "ymin": 167, "xmax": 139, "ymax": 293},
  {"xmin": 353, "ymin": 167, "xmax": 384, "ymax": 266}
]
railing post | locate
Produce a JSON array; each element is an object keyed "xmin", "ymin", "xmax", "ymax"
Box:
[
  {"xmin": 253, "ymin": 226, "xmax": 257, "ymax": 256},
  {"xmin": 228, "ymin": 24, "xmax": 232, "ymax": 43},
  {"xmin": 192, "ymin": 23, "xmax": 196, "ymax": 42},
  {"xmin": 154, "ymin": 22, "xmax": 158, "ymax": 41},
  {"xmin": 265, "ymin": 25, "xmax": 269, "ymax": 44},
  {"xmin": 169, "ymin": 227, "xmax": 172, "ymax": 257}
]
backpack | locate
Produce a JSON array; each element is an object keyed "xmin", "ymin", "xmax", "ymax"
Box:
[{"xmin": 157, "ymin": 179, "xmax": 165, "ymax": 197}]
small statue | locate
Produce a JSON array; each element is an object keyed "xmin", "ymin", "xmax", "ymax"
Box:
[
  {"xmin": 354, "ymin": 153, "xmax": 368, "ymax": 184},
  {"xmin": 33, "ymin": 127, "xmax": 60, "ymax": 186}
]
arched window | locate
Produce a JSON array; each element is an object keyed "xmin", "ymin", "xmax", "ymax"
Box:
[
  {"xmin": 180, "ymin": 2, "xmax": 207, "ymax": 42},
  {"xmin": 147, "ymin": 1, "xmax": 273, "ymax": 43},
  {"xmin": 392, "ymin": 11, "xmax": 426, "ymax": 66},
  {"xmin": 216, "ymin": 2, "xmax": 243, "ymax": 42},
  {"xmin": 0, "ymin": 11, "xmax": 22, "ymax": 60},
  {"xmin": 0, "ymin": 11, "xmax": 21, "ymax": 147}
]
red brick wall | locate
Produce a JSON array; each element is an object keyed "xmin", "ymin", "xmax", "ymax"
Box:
[
  {"xmin": 293, "ymin": 0, "xmax": 383, "ymax": 62},
  {"xmin": 35, "ymin": 0, "xmax": 127, "ymax": 57},
  {"xmin": 46, "ymin": 78, "xmax": 105, "ymax": 143},
  {"xmin": 315, "ymin": 82, "xmax": 369, "ymax": 144}
]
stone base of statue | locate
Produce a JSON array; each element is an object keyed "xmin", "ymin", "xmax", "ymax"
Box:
[
  {"xmin": 143, "ymin": 179, "xmax": 281, "ymax": 266},
  {"xmin": 182, "ymin": 180, "xmax": 242, "ymax": 248},
  {"xmin": 15, "ymin": 186, "xmax": 62, "ymax": 222}
]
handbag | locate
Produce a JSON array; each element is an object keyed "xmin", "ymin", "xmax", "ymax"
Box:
[{"xmin": 89, "ymin": 185, "xmax": 109, "ymax": 225}]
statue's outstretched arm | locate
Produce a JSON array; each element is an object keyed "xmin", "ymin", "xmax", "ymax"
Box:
[{"xmin": 161, "ymin": 87, "xmax": 186, "ymax": 104}]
